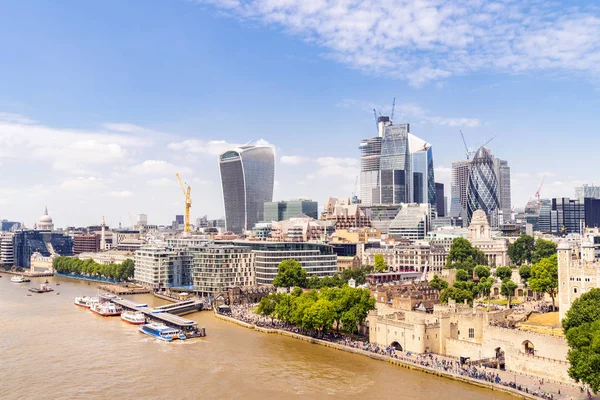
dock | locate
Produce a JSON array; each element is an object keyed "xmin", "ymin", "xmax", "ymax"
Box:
[
  {"xmin": 97, "ymin": 284, "xmax": 150, "ymax": 295},
  {"xmin": 102, "ymin": 295, "xmax": 206, "ymax": 338}
]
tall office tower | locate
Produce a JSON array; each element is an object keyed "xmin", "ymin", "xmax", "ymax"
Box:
[
  {"xmin": 550, "ymin": 198, "xmax": 585, "ymax": 234},
  {"xmin": 575, "ymin": 184, "xmax": 600, "ymax": 200},
  {"xmin": 494, "ymin": 158, "xmax": 512, "ymax": 221},
  {"xmin": 435, "ymin": 183, "xmax": 445, "ymax": 217},
  {"xmin": 219, "ymin": 145, "xmax": 275, "ymax": 234},
  {"xmin": 264, "ymin": 199, "xmax": 318, "ymax": 221},
  {"xmin": 450, "ymin": 160, "xmax": 470, "ymax": 219},
  {"xmin": 466, "ymin": 146, "xmax": 500, "ymax": 227}
]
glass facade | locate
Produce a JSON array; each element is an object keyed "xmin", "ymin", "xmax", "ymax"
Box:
[
  {"xmin": 13, "ymin": 231, "xmax": 73, "ymax": 269},
  {"xmin": 263, "ymin": 200, "xmax": 318, "ymax": 221},
  {"xmin": 359, "ymin": 137, "xmax": 382, "ymax": 206},
  {"xmin": 380, "ymin": 124, "xmax": 410, "ymax": 204},
  {"xmin": 219, "ymin": 146, "xmax": 275, "ymax": 234},
  {"xmin": 466, "ymin": 147, "xmax": 500, "ymax": 226},
  {"xmin": 551, "ymin": 197, "xmax": 585, "ymax": 234}
]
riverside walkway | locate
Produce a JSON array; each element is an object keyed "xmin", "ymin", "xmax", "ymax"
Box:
[{"xmin": 220, "ymin": 305, "xmax": 592, "ymax": 400}]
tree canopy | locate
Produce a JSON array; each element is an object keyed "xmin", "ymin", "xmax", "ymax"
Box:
[
  {"xmin": 500, "ymin": 279, "xmax": 518, "ymax": 308},
  {"xmin": 455, "ymin": 269, "xmax": 470, "ymax": 282},
  {"xmin": 474, "ymin": 265, "xmax": 491, "ymax": 280},
  {"xmin": 446, "ymin": 237, "xmax": 487, "ymax": 273},
  {"xmin": 259, "ymin": 286, "xmax": 376, "ymax": 336},
  {"xmin": 53, "ymin": 256, "xmax": 134, "ymax": 282},
  {"xmin": 508, "ymin": 235, "xmax": 557, "ymax": 265},
  {"xmin": 373, "ymin": 254, "xmax": 387, "ymax": 272},
  {"xmin": 495, "ymin": 266, "xmax": 513, "ymax": 281},
  {"xmin": 529, "ymin": 255, "xmax": 558, "ymax": 310},
  {"xmin": 429, "ymin": 274, "xmax": 448, "ymax": 291},
  {"xmin": 273, "ymin": 259, "xmax": 308, "ymax": 288},
  {"xmin": 518, "ymin": 264, "xmax": 532, "ymax": 284},
  {"xmin": 562, "ymin": 289, "xmax": 600, "ymax": 393},
  {"xmin": 440, "ymin": 287, "xmax": 474, "ymax": 305},
  {"xmin": 477, "ymin": 276, "xmax": 495, "ymax": 307}
]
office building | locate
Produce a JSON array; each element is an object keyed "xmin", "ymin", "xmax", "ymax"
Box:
[
  {"xmin": 360, "ymin": 204, "xmax": 402, "ymax": 234},
  {"xmin": 321, "ymin": 197, "xmax": 371, "ymax": 229},
  {"xmin": 360, "ymin": 120, "xmax": 435, "ymax": 207},
  {"xmin": 13, "ymin": 230, "xmax": 73, "ymax": 269},
  {"xmin": 134, "ymin": 246, "xmax": 192, "ymax": 289},
  {"xmin": 1, "ymin": 220, "xmax": 21, "ymax": 232},
  {"xmin": 219, "ymin": 145, "xmax": 275, "ymax": 234},
  {"xmin": 494, "ymin": 158, "xmax": 512, "ymax": 221},
  {"xmin": 73, "ymin": 234, "xmax": 100, "ymax": 254},
  {"xmin": 388, "ymin": 203, "xmax": 431, "ymax": 240},
  {"xmin": 585, "ymin": 198, "xmax": 600, "ymax": 228},
  {"xmin": 137, "ymin": 214, "xmax": 148, "ymax": 227},
  {"xmin": 576, "ymin": 184, "xmax": 600, "ymax": 200},
  {"xmin": 263, "ymin": 199, "xmax": 318, "ymax": 221},
  {"xmin": 450, "ymin": 160, "xmax": 470, "ymax": 220},
  {"xmin": 466, "ymin": 147, "xmax": 500, "ymax": 227},
  {"xmin": 175, "ymin": 215, "xmax": 184, "ymax": 225},
  {"xmin": 0, "ymin": 232, "xmax": 14, "ymax": 267},
  {"xmin": 191, "ymin": 244, "xmax": 255, "ymax": 296},
  {"xmin": 435, "ymin": 183, "xmax": 445, "ymax": 217},
  {"xmin": 550, "ymin": 198, "xmax": 585, "ymax": 235}
]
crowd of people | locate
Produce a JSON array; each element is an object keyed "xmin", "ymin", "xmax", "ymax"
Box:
[{"xmin": 222, "ymin": 304, "xmax": 569, "ymax": 399}]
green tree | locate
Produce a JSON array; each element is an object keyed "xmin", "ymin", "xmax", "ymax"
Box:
[
  {"xmin": 562, "ymin": 289, "xmax": 600, "ymax": 393},
  {"xmin": 257, "ymin": 294, "xmax": 277, "ymax": 321},
  {"xmin": 272, "ymin": 259, "xmax": 308, "ymax": 288},
  {"xmin": 341, "ymin": 267, "xmax": 367, "ymax": 285},
  {"xmin": 507, "ymin": 234, "xmax": 535, "ymax": 265},
  {"xmin": 455, "ymin": 269, "xmax": 469, "ymax": 282},
  {"xmin": 440, "ymin": 287, "xmax": 473, "ymax": 305},
  {"xmin": 373, "ymin": 254, "xmax": 387, "ymax": 272},
  {"xmin": 529, "ymin": 255, "xmax": 558, "ymax": 310},
  {"xmin": 274, "ymin": 293, "xmax": 295, "ymax": 324},
  {"xmin": 501, "ymin": 279, "xmax": 518, "ymax": 308},
  {"xmin": 495, "ymin": 266, "xmax": 513, "ymax": 281},
  {"xmin": 518, "ymin": 264, "xmax": 532, "ymax": 284},
  {"xmin": 429, "ymin": 274, "xmax": 448, "ymax": 291},
  {"xmin": 474, "ymin": 265, "xmax": 491, "ymax": 280},
  {"xmin": 446, "ymin": 237, "xmax": 487, "ymax": 273},
  {"xmin": 477, "ymin": 276, "xmax": 495, "ymax": 307},
  {"xmin": 303, "ymin": 299, "xmax": 336, "ymax": 336},
  {"xmin": 532, "ymin": 239, "xmax": 557, "ymax": 263}
]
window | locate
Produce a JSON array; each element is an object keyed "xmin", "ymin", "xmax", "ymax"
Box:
[{"xmin": 469, "ymin": 328, "xmax": 475, "ymax": 338}]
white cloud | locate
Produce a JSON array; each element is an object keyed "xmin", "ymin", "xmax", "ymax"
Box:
[
  {"xmin": 108, "ymin": 190, "xmax": 134, "ymax": 198},
  {"xmin": 130, "ymin": 160, "xmax": 191, "ymax": 175},
  {"xmin": 147, "ymin": 177, "xmax": 177, "ymax": 187},
  {"xmin": 316, "ymin": 157, "xmax": 358, "ymax": 167},
  {"xmin": 168, "ymin": 138, "xmax": 274, "ymax": 156},
  {"xmin": 61, "ymin": 176, "xmax": 104, "ymax": 189},
  {"xmin": 198, "ymin": 1, "xmax": 600, "ymax": 85},
  {"xmin": 280, "ymin": 155, "xmax": 308, "ymax": 165},
  {"xmin": 103, "ymin": 123, "xmax": 146, "ymax": 133},
  {"xmin": 0, "ymin": 112, "xmax": 35, "ymax": 124}
]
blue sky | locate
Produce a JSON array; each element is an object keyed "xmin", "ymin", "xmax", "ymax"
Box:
[{"xmin": 1, "ymin": 0, "xmax": 599, "ymax": 227}]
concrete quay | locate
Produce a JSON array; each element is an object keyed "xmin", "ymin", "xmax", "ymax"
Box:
[{"xmin": 97, "ymin": 283, "xmax": 150, "ymax": 295}]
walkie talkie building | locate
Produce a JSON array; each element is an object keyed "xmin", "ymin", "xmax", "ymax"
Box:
[{"xmin": 219, "ymin": 145, "xmax": 275, "ymax": 234}]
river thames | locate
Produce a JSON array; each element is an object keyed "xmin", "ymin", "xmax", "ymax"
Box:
[{"xmin": 0, "ymin": 275, "xmax": 511, "ymax": 399}]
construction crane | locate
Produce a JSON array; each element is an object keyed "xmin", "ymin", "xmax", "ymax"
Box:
[
  {"xmin": 390, "ymin": 97, "xmax": 396, "ymax": 122},
  {"xmin": 459, "ymin": 130, "xmax": 473, "ymax": 160},
  {"xmin": 482, "ymin": 134, "xmax": 497, "ymax": 148},
  {"xmin": 176, "ymin": 173, "xmax": 192, "ymax": 233},
  {"xmin": 373, "ymin": 109, "xmax": 378, "ymax": 133},
  {"xmin": 535, "ymin": 175, "xmax": 546, "ymax": 201}
]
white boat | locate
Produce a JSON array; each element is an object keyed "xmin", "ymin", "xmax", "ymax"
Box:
[
  {"xmin": 138, "ymin": 323, "xmax": 184, "ymax": 342},
  {"xmin": 74, "ymin": 296, "xmax": 99, "ymax": 308},
  {"xmin": 120, "ymin": 311, "xmax": 146, "ymax": 325},
  {"xmin": 10, "ymin": 275, "xmax": 30, "ymax": 283},
  {"xmin": 90, "ymin": 302, "xmax": 122, "ymax": 316}
]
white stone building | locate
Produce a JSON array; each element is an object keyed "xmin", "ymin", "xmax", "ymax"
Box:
[
  {"xmin": 468, "ymin": 209, "xmax": 509, "ymax": 266},
  {"xmin": 558, "ymin": 240, "xmax": 598, "ymax": 320}
]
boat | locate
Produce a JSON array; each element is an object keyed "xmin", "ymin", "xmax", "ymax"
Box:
[
  {"xmin": 90, "ymin": 302, "xmax": 122, "ymax": 316},
  {"xmin": 120, "ymin": 311, "xmax": 146, "ymax": 325},
  {"xmin": 29, "ymin": 284, "xmax": 54, "ymax": 293},
  {"xmin": 138, "ymin": 323, "xmax": 183, "ymax": 342},
  {"xmin": 10, "ymin": 275, "xmax": 30, "ymax": 283},
  {"xmin": 74, "ymin": 296, "xmax": 99, "ymax": 308}
]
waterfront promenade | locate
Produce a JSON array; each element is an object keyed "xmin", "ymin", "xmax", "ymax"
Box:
[{"xmin": 218, "ymin": 305, "xmax": 591, "ymax": 400}]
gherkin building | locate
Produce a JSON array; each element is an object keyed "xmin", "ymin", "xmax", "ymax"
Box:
[{"xmin": 466, "ymin": 146, "xmax": 500, "ymax": 226}]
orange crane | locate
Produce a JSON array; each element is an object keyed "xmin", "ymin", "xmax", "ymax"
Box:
[{"xmin": 176, "ymin": 173, "xmax": 192, "ymax": 233}]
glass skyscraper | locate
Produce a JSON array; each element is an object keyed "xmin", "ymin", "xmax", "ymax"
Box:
[
  {"xmin": 359, "ymin": 121, "xmax": 436, "ymax": 208},
  {"xmin": 466, "ymin": 146, "xmax": 500, "ymax": 226},
  {"xmin": 219, "ymin": 145, "xmax": 275, "ymax": 234}
]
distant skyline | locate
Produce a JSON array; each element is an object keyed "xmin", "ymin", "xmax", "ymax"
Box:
[{"xmin": 1, "ymin": 1, "xmax": 599, "ymax": 227}]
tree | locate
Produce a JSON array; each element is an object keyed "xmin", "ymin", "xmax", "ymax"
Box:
[
  {"xmin": 532, "ymin": 239, "xmax": 557, "ymax": 263},
  {"xmin": 477, "ymin": 277, "xmax": 495, "ymax": 307},
  {"xmin": 446, "ymin": 237, "xmax": 487, "ymax": 273},
  {"xmin": 474, "ymin": 265, "xmax": 491, "ymax": 280},
  {"xmin": 429, "ymin": 274, "xmax": 448, "ymax": 291},
  {"xmin": 257, "ymin": 294, "xmax": 277, "ymax": 321},
  {"xmin": 303, "ymin": 299, "xmax": 335, "ymax": 336},
  {"xmin": 373, "ymin": 254, "xmax": 387, "ymax": 272},
  {"xmin": 440, "ymin": 287, "xmax": 473, "ymax": 305},
  {"xmin": 507, "ymin": 234, "xmax": 535, "ymax": 265},
  {"xmin": 495, "ymin": 266, "xmax": 513, "ymax": 281},
  {"xmin": 518, "ymin": 264, "xmax": 532, "ymax": 284},
  {"xmin": 501, "ymin": 279, "xmax": 518, "ymax": 308},
  {"xmin": 529, "ymin": 255, "xmax": 558, "ymax": 310},
  {"xmin": 562, "ymin": 289, "xmax": 600, "ymax": 393},
  {"xmin": 272, "ymin": 259, "xmax": 308, "ymax": 288},
  {"xmin": 455, "ymin": 269, "xmax": 469, "ymax": 282},
  {"xmin": 453, "ymin": 280, "xmax": 479, "ymax": 298}
]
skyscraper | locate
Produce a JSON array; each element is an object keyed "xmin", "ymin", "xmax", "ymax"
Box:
[
  {"xmin": 450, "ymin": 160, "xmax": 470, "ymax": 219},
  {"xmin": 360, "ymin": 120, "xmax": 435, "ymax": 207},
  {"xmin": 466, "ymin": 146, "xmax": 500, "ymax": 226},
  {"xmin": 575, "ymin": 184, "xmax": 600, "ymax": 200},
  {"xmin": 219, "ymin": 145, "xmax": 275, "ymax": 234},
  {"xmin": 494, "ymin": 158, "xmax": 512, "ymax": 221},
  {"xmin": 435, "ymin": 182, "xmax": 445, "ymax": 217}
]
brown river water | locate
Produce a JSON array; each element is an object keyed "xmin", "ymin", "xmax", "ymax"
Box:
[{"xmin": 0, "ymin": 275, "xmax": 511, "ymax": 399}]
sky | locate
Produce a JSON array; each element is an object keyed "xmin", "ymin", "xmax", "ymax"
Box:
[{"xmin": 1, "ymin": 0, "xmax": 599, "ymax": 228}]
